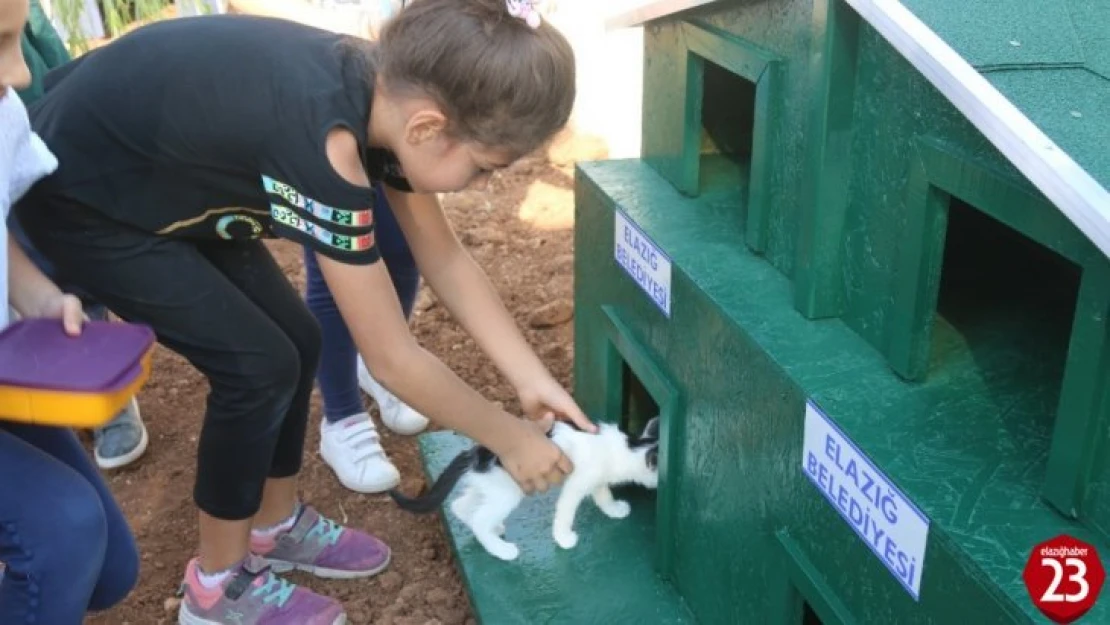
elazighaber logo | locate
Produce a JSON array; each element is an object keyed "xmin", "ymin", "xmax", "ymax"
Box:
[{"xmin": 1023, "ymin": 534, "xmax": 1106, "ymax": 623}]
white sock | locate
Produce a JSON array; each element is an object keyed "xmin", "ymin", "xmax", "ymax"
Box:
[
  {"xmin": 197, "ymin": 564, "xmax": 235, "ymax": 589},
  {"xmin": 251, "ymin": 504, "xmax": 300, "ymax": 539}
]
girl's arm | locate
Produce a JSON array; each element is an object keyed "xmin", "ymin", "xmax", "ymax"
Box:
[
  {"xmin": 8, "ymin": 232, "xmax": 83, "ymax": 334},
  {"xmin": 316, "ymin": 130, "xmax": 570, "ymax": 493},
  {"xmin": 317, "ymin": 249, "xmax": 569, "ymax": 493},
  {"xmin": 382, "ymin": 187, "xmax": 596, "ymax": 433}
]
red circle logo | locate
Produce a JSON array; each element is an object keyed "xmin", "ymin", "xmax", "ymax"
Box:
[{"xmin": 1023, "ymin": 534, "xmax": 1106, "ymax": 623}]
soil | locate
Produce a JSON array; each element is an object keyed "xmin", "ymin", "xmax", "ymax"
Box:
[{"xmin": 82, "ymin": 129, "xmax": 608, "ymax": 625}]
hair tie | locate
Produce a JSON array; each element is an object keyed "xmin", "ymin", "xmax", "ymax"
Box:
[{"xmin": 506, "ymin": 0, "xmax": 541, "ymax": 29}]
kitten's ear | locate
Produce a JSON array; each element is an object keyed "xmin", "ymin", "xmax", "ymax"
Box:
[
  {"xmin": 646, "ymin": 445, "xmax": 659, "ymax": 470},
  {"xmin": 640, "ymin": 416, "xmax": 661, "ymax": 441}
]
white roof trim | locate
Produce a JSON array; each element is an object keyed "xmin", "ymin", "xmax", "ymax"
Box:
[
  {"xmin": 605, "ymin": 0, "xmax": 717, "ymax": 30},
  {"xmin": 607, "ymin": 0, "xmax": 1110, "ymax": 261},
  {"xmin": 846, "ymin": 0, "xmax": 1110, "ymax": 261}
]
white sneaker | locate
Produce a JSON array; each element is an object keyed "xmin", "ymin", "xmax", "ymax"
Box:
[
  {"xmin": 357, "ymin": 357, "xmax": 430, "ymax": 435},
  {"xmin": 319, "ymin": 413, "xmax": 401, "ymax": 493}
]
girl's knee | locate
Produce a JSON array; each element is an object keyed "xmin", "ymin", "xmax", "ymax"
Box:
[
  {"xmin": 224, "ymin": 315, "xmax": 320, "ymax": 401},
  {"xmin": 86, "ymin": 531, "xmax": 139, "ymax": 612},
  {"xmin": 252, "ymin": 338, "xmax": 304, "ymax": 395},
  {"xmin": 8, "ymin": 480, "xmax": 109, "ymax": 584}
]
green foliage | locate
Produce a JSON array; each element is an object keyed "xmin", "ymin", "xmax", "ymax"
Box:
[{"xmin": 50, "ymin": 0, "xmax": 177, "ymax": 54}]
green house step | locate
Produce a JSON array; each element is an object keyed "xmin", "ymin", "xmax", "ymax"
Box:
[{"xmin": 417, "ymin": 432, "xmax": 696, "ymax": 625}]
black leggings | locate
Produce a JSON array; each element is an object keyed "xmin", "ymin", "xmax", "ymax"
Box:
[{"xmin": 16, "ymin": 199, "xmax": 321, "ymax": 520}]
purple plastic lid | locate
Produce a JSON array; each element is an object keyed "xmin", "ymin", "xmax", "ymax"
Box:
[{"xmin": 0, "ymin": 318, "xmax": 156, "ymax": 393}]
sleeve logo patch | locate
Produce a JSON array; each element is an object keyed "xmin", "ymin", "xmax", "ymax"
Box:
[
  {"xmin": 271, "ymin": 205, "xmax": 375, "ymax": 252},
  {"xmin": 261, "ymin": 175, "xmax": 374, "ymax": 227}
]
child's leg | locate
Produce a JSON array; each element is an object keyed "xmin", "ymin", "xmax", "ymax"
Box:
[
  {"xmin": 0, "ymin": 425, "xmax": 138, "ymax": 622},
  {"xmin": 18, "ymin": 205, "xmax": 300, "ymax": 565},
  {"xmin": 373, "ymin": 184, "xmax": 421, "ymax": 318},
  {"xmin": 303, "ymin": 246, "xmax": 363, "ymax": 420},
  {"xmin": 17, "ymin": 200, "xmax": 349, "ymax": 625},
  {"xmin": 202, "ymin": 242, "xmax": 391, "ymax": 579},
  {"xmin": 196, "ymin": 240, "xmax": 322, "ymax": 527}
]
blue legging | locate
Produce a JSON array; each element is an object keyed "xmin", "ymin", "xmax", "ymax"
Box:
[
  {"xmin": 0, "ymin": 424, "xmax": 139, "ymax": 623},
  {"xmin": 304, "ymin": 183, "xmax": 420, "ymax": 422}
]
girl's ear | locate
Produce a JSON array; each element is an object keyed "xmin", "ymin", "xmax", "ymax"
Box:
[{"xmin": 403, "ymin": 108, "xmax": 448, "ymax": 145}]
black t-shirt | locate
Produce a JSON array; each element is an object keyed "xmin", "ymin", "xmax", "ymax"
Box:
[{"xmin": 26, "ymin": 14, "xmax": 410, "ymax": 265}]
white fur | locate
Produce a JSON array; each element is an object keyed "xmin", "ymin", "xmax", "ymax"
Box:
[{"xmin": 449, "ymin": 422, "xmax": 658, "ymax": 561}]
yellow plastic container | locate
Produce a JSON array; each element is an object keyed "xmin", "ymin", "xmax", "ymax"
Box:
[
  {"xmin": 0, "ymin": 348, "xmax": 154, "ymax": 427},
  {"xmin": 0, "ymin": 319, "xmax": 156, "ymax": 428}
]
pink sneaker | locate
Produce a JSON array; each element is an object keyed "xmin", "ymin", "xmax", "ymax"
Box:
[
  {"xmin": 251, "ymin": 504, "xmax": 391, "ymax": 579},
  {"xmin": 177, "ymin": 555, "xmax": 346, "ymax": 625}
]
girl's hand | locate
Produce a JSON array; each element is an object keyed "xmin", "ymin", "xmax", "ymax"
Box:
[
  {"xmin": 30, "ymin": 292, "xmax": 84, "ymax": 336},
  {"xmin": 496, "ymin": 417, "xmax": 572, "ymax": 494},
  {"xmin": 518, "ymin": 375, "xmax": 597, "ymax": 433}
]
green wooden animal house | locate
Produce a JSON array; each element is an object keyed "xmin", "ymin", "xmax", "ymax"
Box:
[{"xmin": 417, "ymin": 0, "xmax": 1110, "ymax": 622}]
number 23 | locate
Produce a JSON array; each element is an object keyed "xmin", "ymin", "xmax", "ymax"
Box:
[{"xmin": 1041, "ymin": 557, "xmax": 1090, "ymax": 603}]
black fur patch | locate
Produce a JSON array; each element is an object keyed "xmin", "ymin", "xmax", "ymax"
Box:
[{"xmin": 473, "ymin": 445, "xmax": 501, "ymax": 472}]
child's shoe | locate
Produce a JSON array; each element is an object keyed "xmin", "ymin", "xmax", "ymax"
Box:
[
  {"xmin": 93, "ymin": 397, "xmax": 148, "ymax": 469},
  {"xmin": 177, "ymin": 555, "xmax": 345, "ymax": 625},
  {"xmin": 251, "ymin": 504, "xmax": 391, "ymax": 579},
  {"xmin": 320, "ymin": 413, "xmax": 401, "ymax": 493}
]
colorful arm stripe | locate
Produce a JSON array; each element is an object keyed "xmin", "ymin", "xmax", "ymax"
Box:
[
  {"xmin": 271, "ymin": 204, "xmax": 376, "ymax": 253},
  {"xmin": 262, "ymin": 174, "xmax": 374, "ymax": 227}
]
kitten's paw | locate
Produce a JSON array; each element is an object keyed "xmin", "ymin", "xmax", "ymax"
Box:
[
  {"xmin": 603, "ymin": 500, "xmax": 632, "ymax": 519},
  {"xmin": 489, "ymin": 542, "xmax": 519, "ymax": 561},
  {"xmin": 495, "ymin": 523, "xmax": 506, "ymax": 536},
  {"xmin": 554, "ymin": 530, "xmax": 579, "ymax": 549}
]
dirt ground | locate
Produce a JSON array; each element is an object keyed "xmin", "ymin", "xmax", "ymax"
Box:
[{"xmin": 81, "ymin": 131, "xmax": 606, "ymax": 625}]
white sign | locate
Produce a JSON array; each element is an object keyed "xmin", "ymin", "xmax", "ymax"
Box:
[
  {"xmin": 802, "ymin": 400, "xmax": 930, "ymax": 600},
  {"xmin": 614, "ymin": 209, "xmax": 671, "ymax": 317}
]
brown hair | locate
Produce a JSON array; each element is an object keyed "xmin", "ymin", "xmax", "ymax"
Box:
[{"xmin": 376, "ymin": 0, "xmax": 576, "ymax": 158}]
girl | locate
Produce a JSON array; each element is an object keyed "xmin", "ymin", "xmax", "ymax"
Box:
[
  {"xmin": 0, "ymin": 0, "xmax": 139, "ymax": 621},
  {"xmin": 16, "ymin": 2, "xmax": 592, "ymax": 623}
]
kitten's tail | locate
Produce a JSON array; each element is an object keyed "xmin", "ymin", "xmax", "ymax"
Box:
[{"xmin": 388, "ymin": 448, "xmax": 476, "ymax": 514}]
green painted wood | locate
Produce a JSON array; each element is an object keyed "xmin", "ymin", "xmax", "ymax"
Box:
[
  {"xmin": 599, "ymin": 304, "xmax": 687, "ymax": 580},
  {"xmin": 573, "ymin": 158, "xmax": 1110, "ymax": 623},
  {"xmin": 883, "ymin": 143, "xmax": 948, "ymax": 383},
  {"xmin": 679, "ymin": 50, "xmax": 703, "ymax": 197},
  {"xmin": 778, "ymin": 531, "xmax": 861, "ymax": 625},
  {"xmin": 1045, "ymin": 260, "xmax": 1110, "ymax": 519},
  {"xmin": 794, "ymin": 0, "xmax": 860, "ymax": 320},
  {"xmin": 670, "ymin": 20, "xmax": 785, "ymax": 253},
  {"xmin": 642, "ymin": 22, "xmax": 695, "ymax": 196},
  {"xmin": 430, "ymin": 1, "xmax": 1110, "ymax": 621},
  {"xmin": 882, "ymin": 138, "xmax": 1096, "ymax": 383},
  {"xmin": 641, "ymin": 1, "xmax": 811, "ymax": 275},
  {"xmin": 416, "ymin": 432, "xmax": 696, "ymax": 625}
]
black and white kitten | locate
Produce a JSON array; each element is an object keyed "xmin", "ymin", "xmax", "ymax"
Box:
[{"xmin": 390, "ymin": 417, "xmax": 660, "ymax": 561}]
